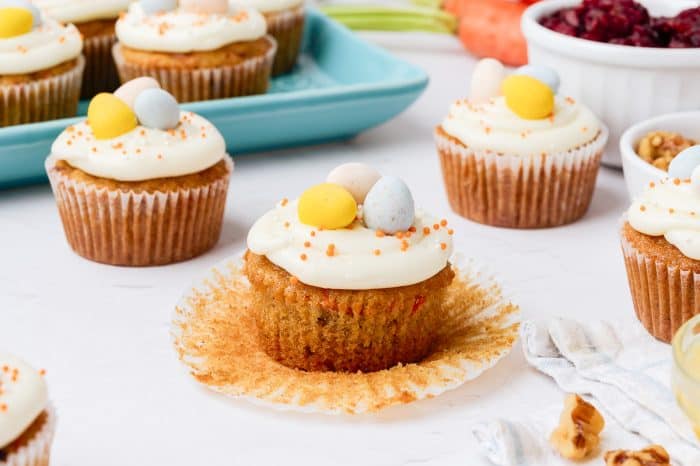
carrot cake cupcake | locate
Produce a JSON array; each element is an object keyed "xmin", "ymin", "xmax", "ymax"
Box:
[
  {"xmin": 0, "ymin": 353, "xmax": 55, "ymax": 466},
  {"xmin": 229, "ymin": 0, "xmax": 304, "ymax": 75},
  {"xmin": 245, "ymin": 163, "xmax": 455, "ymax": 372},
  {"xmin": 622, "ymin": 145, "xmax": 700, "ymax": 343},
  {"xmin": 113, "ymin": 0, "xmax": 276, "ymax": 102},
  {"xmin": 45, "ymin": 77, "xmax": 233, "ymax": 266},
  {"xmin": 435, "ymin": 58, "xmax": 608, "ymax": 228},
  {"xmin": 33, "ymin": 0, "xmax": 131, "ymax": 98},
  {"xmin": 0, "ymin": 2, "xmax": 84, "ymax": 127}
]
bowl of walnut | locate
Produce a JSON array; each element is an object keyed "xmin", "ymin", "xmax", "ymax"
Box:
[{"xmin": 620, "ymin": 111, "xmax": 700, "ymax": 200}]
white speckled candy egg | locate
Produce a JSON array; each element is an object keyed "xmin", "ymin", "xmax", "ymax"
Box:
[
  {"xmin": 114, "ymin": 77, "xmax": 161, "ymax": 110},
  {"xmin": 515, "ymin": 64, "xmax": 560, "ymax": 94},
  {"xmin": 0, "ymin": 0, "xmax": 41, "ymax": 26},
  {"xmin": 134, "ymin": 88, "xmax": 180, "ymax": 130},
  {"xmin": 140, "ymin": 0, "xmax": 178, "ymax": 15},
  {"xmin": 469, "ymin": 58, "xmax": 504, "ymax": 104},
  {"xmin": 363, "ymin": 176, "xmax": 415, "ymax": 234},
  {"xmin": 180, "ymin": 0, "xmax": 228, "ymax": 14},
  {"xmin": 326, "ymin": 163, "xmax": 381, "ymax": 204},
  {"xmin": 669, "ymin": 145, "xmax": 700, "ymax": 180}
]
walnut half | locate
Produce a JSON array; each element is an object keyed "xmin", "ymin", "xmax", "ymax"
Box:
[
  {"xmin": 636, "ymin": 130, "xmax": 696, "ymax": 171},
  {"xmin": 604, "ymin": 445, "xmax": 671, "ymax": 466},
  {"xmin": 550, "ymin": 394, "xmax": 605, "ymax": 460}
]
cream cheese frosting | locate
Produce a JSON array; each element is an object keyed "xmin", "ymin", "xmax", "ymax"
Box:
[
  {"xmin": 247, "ymin": 200, "xmax": 453, "ymax": 290},
  {"xmin": 229, "ymin": 0, "xmax": 303, "ymax": 13},
  {"xmin": 0, "ymin": 17, "xmax": 82, "ymax": 75},
  {"xmin": 0, "ymin": 353, "xmax": 48, "ymax": 449},
  {"xmin": 50, "ymin": 111, "xmax": 226, "ymax": 181},
  {"xmin": 441, "ymin": 96, "xmax": 601, "ymax": 155},
  {"xmin": 115, "ymin": 4, "xmax": 267, "ymax": 53},
  {"xmin": 33, "ymin": 0, "xmax": 131, "ymax": 23}
]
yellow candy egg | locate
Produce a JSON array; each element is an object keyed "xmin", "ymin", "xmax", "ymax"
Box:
[
  {"xmin": 0, "ymin": 7, "xmax": 33, "ymax": 39},
  {"xmin": 298, "ymin": 183, "xmax": 357, "ymax": 230},
  {"xmin": 502, "ymin": 75, "xmax": 554, "ymax": 120},
  {"xmin": 87, "ymin": 93, "xmax": 138, "ymax": 140}
]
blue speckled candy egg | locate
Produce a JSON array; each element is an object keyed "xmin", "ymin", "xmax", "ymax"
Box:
[
  {"xmin": 140, "ymin": 0, "xmax": 178, "ymax": 15},
  {"xmin": 669, "ymin": 145, "xmax": 700, "ymax": 180},
  {"xmin": 515, "ymin": 64, "xmax": 560, "ymax": 94},
  {"xmin": 363, "ymin": 176, "xmax": 415, "ymax": 234},
  {"xmin": 133, "ymin": 88, "xmax": 180, "ymax": 130},
  {"xmin": 0, "ymin": 0, "xmax": 41, "ymax": 27}
]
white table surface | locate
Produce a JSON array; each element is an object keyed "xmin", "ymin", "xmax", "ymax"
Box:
[{"xmin": 0, "ymin": 33, "xmax": 639, "ymax": 466}]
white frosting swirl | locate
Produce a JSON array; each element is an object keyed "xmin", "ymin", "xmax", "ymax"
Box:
[
  {"xmin": 0, "ymin": 354, "xmax": 48, "ymax": 449},
  {"xmin": 50, "ymin": 112, "xmax": 226, "ymax": 181},
  {"xmin": 441, "ymin": 96, "xmax": 601, "ymax": 155},
  {"xmin": 0, "ymin": 17, "xmax": 82, "ymax": 74},
  {"xmin": 115, "ymin": 4, "xmax": 267, "ymax": 53},
  {"xmin": 247, "ymin": 200, "xmax": 454, "ymax": 290},
  {"xmin": 33, "ymin": 0, "xmax": 131, "ymax": 23},
  {"xmin": 229, "ymin": 0, "xmax": 303, "ymax": 13}
]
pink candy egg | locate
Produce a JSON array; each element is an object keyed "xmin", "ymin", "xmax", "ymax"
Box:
[
  {"xmin": 113, "ymin": 77, "xmax": 161, "ymax": 110},
  {"xmin": 180, "ymin": 0, "xmax": 228, "ymax": 14}
]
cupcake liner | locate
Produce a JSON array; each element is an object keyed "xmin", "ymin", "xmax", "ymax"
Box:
[
  {"xmin": 0, "ymin": 56, "xmax": 84, "ymax": 128},
  {"xmin": 4, "ymin": 405, "xmax": 56, "ymax": 466},
  {"xmin": 435, "ymin": 126, "xmax": 608, "ymax": 228},
  {"xmin": 172, "ymin": 253, "xmax": 520, "ymax": 414},
  {"xmin": 265, "ymin": 6, "xmax": 305, "ymax": 76},
  {"xmin": 45, "ymin": 157, "xmax": 233, "ymax": 267},
  {"xmin": 621, "ymin": 229, "xmax": 700, "ymax": 343},
  {"xmin": 112, "ymin": 37, "xmax": 277, "ymax": 103},
  {"xmin": 81, "ymin": 33, "xmax": 120, "ymax": 99}
]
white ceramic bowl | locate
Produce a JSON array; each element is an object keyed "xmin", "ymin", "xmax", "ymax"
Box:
[
  {"xmin": 620, "ymin": 111, "xmax": 700, "ymax": 200},
  {"xmin": 522, "ymin": 0, "xmax": 700, "ymax": 167}
]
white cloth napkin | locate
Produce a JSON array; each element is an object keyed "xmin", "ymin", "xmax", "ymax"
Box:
[{"xmin": 472, "ymin": 319, "xmax": 700, "ymax": 466}]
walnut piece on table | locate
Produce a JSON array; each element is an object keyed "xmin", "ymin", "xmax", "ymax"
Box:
[
  {"xmin": 604, "ymin": 445, "xmax": 671, "ymax": 466},
  {"xmin": 549, "ymin": 394, "xmax": 605, "ymax": 460},
  {"xmin": 636, "ymin": 130, "xmax": 696, "ymax": 171}
]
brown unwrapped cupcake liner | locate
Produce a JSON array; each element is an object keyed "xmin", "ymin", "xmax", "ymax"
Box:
[
  {"xmin": 112, "ymin": 37, "xmax": 277, "ymax": 103},
  {"xmin": 435, "ymin": 126, "xmax": 608, "ymax": 228},
  {"xmin": 81, "ymin": 33, "xmax": 120, "ymax": 99},
  {"xmin": 265, "ymin": 6, "xmax": 305, "ymax": 76},
  {"xmin": 0, "ymin": 56, "xmax": 84, "ymax": 127},
  {"xmin": 4, "ymin": 405, "xmax": 56, "ymax": 466},
  {"xmin": 45, "ymin": 156, "xmax": 233, "ymax": 267}
]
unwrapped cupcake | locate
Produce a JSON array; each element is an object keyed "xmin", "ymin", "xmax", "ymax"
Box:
[
  {"xmin": 435, "ymin": 59, "xmax": 608, "ymax": 228},
  {"xmin": 33, "ymin": 0, "xmax": 131, "ymax": 99},
  {"xmin": 0, "ymin": 353, "xmax": 55, "ymax": 466},
  {"xmin": 0, "ymin": 1, "xmax": 84, "ymax": 127},
  {"xmin": 46, "ymin": 77, "xmax": 233, "ymax": 266},
  {"xmin": 245, "ymin": 163, "xmax": 455, "ymax": 372},
  {"xmin": 113, "ymin": 0, "xmax": 276, "ymax": 102}
]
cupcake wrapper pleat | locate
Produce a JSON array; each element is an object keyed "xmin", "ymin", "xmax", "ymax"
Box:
[
  {"xmin": 266, "ymin": 6, "xmax": 305, "ymax": 76},
  {"xmin": 81, "ymin": 34, "xmax": 120, "ymax": 99},
  {"xmin": 0, "ymin": 56, "xmax": 84, "ymax": 127},
  {"xmin": 112, "ymin": 37, "xmax": 277, "ymax": 103},
  {"xmin": 435, "ymin": 127, "xmax": 608, "ymax": 228},
  {"xmin": 45, "ymin": 157, "xmax": 232, "ymax": 267},
  {"xmin": 4, "ymin": 405, "xmax": 56, "ymax": 466}
]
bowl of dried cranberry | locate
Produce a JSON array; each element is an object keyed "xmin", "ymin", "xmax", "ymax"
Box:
[{"xmin": 522, "ymin": 0, "xmax": 700, "ymax": 168}]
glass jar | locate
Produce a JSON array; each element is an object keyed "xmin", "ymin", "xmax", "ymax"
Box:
[{"xmin": 672, "ymin": 314, "xmax": 700, "ymax": 438}]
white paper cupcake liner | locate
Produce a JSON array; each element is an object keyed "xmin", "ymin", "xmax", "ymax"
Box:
[
  {"xmin": 265, "ymin": 6, "xmax": 305, "ymax": 76},
  {"xmin": 45, "ymin": 156, "xmax": 233, "ymax": 267},
  {"xmin": 81, "ymin": 33, "xmax": 120, "ymax": 98},
  {"xmin": 0, "ymin": 56, "xmax": 84, "ymax": 127},
  {"xmin": 435, "ymin": 125, "xmax": 608, "ymax": 228},
  {"xmin": 112, "ymin": 36, "xmax": 277, "ymax": 103},
  {"xmin": 3, "ymin": 405, "xmax": 56, "ymax": 466}
]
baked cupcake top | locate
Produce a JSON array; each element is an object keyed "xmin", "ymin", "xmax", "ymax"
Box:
[
  {"xmin": 247, "ymin": 163, "xmax": 454, "ymax": 290},
  {"xmin": 441, "ymin": 58, "xmax": 601, "ymax": 156},
  {"xmin": 116, "ymin": 1, "xmax": 266, "ymax": 53},
  {"xmin": 628, "ymin": 146, "xmax": 700, "ymax": 260},
  {"xmin": 0, "ymin": 353, "xmax": 48, "ymax": 449},
  {"xmin": 228, "ymin": 0, "xmax": 303, "ymax": 14},
  {"xmin": 32, "ymin": 0, "xmax": 131, "ymax": 23},
  {"xmin": 51, "ymin": 77, "xmax": 226, "ymax": 181},
  {"xmin": 0, "ymin": 4, "xmax": 82, "ymax": 75}
]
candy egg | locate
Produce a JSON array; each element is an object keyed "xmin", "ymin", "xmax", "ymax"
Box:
[
  {"xmin": 180, "ymin": 0, "xmax": 228, "ymax": 14},
  {"xmin": 502, "ymin": 74, "xmax": 554, "ymax": 120},
  {"xmin": 515, "ymin": 64, "xmax": 560, "ymax": 94},
  {"xmin": 134, "ymin": 88, "xmax": 180, "ymax": 130},
  {"xmin": 0, "ymin": 0, "xmax": 40, "ymax": 27},
  {"xmin": 140, "ymin": 0, "xmax": 178, "ymax": 15},
  {"xmin": 298, "ymin": 183, "xmax": 357, "ymax": 230},
  {"xmin": 469, "ymin": 58, "xmax": 504, "ymax": 104},
  {"xmin": 363, "ymin": 176, "xmax": 415, "ymax": 234},
  {"xmin": 113, "ymin": 77, "xmax": 161, "ymax": 110},
  {"xmin": 326, "ymin": 163, "xmax": 381, "ymax": 204},
  {"xmin": 87, "ymin": 93, "xmax": 138, "ymax": 140},
  {"xmin": 0, "ymin": 6, "xmax": 33, "ymax": 38},
  {"xmin": 669, "ymin": 145, "xmax": 700, "ymax": 180}
]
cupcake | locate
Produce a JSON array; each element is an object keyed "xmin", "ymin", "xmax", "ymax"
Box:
[
  {"xmin": 0, "ymin": 353, "xmax": 55, "ymax": 466},
  {"xmin": 229, "ymin": 0, "xmax": 304, "ymax": 76},
  {"xmin": 245, "ymin": 163, "xmax": 455, "ymax": 372},
  {"xmin": 622, "ymin": 145, "xmax": 700, "ymax": 343},
  {"xmin": 33, "ymin": 0, "xmax": 131, "ymax": 99},
  {"xmin": 45, "ymin": 77, "xmax": 233, "ymax": 266},
  {"xmin": 113, "ymin": 0, "xmax": 276, "ymax": 102},
  {"xmin": 435, "ymin": 58, "xmax": 608, "ymax": 228},
  {"xmin": 0, "ymin": 2, "xmax": 84, "ymax": 127}
]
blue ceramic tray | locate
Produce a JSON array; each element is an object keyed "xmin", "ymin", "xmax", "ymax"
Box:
[{"xmin": 0, "ymin": 9, "xmax": 428, "ymax": 189}]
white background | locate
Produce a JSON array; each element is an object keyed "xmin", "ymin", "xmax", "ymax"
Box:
[{"xmin": 0, "ymin": 34, "xmax": 638, "ymax": 465}]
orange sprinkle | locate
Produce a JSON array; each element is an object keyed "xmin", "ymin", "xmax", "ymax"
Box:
[
  {"xmin": 310, "ymin": 231, "xmax": 316, "ymax": 237},
  {"xmin": 304, "ymin": 241, "xmax": 311, "ymax": 248},
  {"xmin": 66, "ymin": 126, "xmax": 75, "ymax": 133},
  {"xmin": 39, "ymin": 369, "xmax": 46, "ymax": 376},
  {"xmin": 674, "ymin": 178, "xmax": 682, "ymax": 185},
  {"xmin": 640, "ymin": 205, "xmax": 647, "ymax": 212},
  {"xmin": 91, "ymin": 147, "xmax": 97, "ymax": 153},
  {"xmin": 484, "ymin": 126, "xmax": 492, "ymax": 135},
  {"xmin": 373, "ymin": 249, "xmax": 381, "ymax": 256},
  {"xmin": 396, "ymin": 231, "xmax": 405, "ymax": 239},
  {"xmin": 440, "ymin": 243, "xmax": 447, "ymax": 250},
  {"xmin": 566, "ymin": 96, "xmax": 576, "ymax": 105},
  {"xmin": 139, "ymin": 129, "xmax": 146, "ymax": 136},
  {"xmin": 66, "ymin": 140, "xmax": 73, "ymax": 146},
  {"xmin": 284, "ymin": 221, "xmax": 290, "ymax": 228},
  {"xmin": 670, "ymin": 208, "xmax": 675, "ymax": 214},
  {"xmin": 280, "ymin": 198, "xmax": 288, "ymax": 206},
  {"xmin": 423, "ymin": 227, "xmax": 430, "ymax": 235},
  {"xmin": 408, "ymin": 226, "xmax": 416, "ymax": 233},
  {"xmin": 400, "ymin": 240, "xmax": 409, "ymax": 252},
  {"xmin": 649, "ymin": 181, "xmax": 656, "ymax": 188},
  {"xmin": 326, "ymin": 244, "xmax": 336, "ymax": 257},
  {"xmin": 375, "ymin": 230, "xmax": 386, "ymax": 238},
  {"xmin": 433, "ymin": 224, "xmax": 440, "ymax": 230},
  {"xmin": 440, "ymin": 219, "xmax": 448, "ymax": 227},
  {"xmin": 0, "ymin": 403, "xmax": 7, "ymax": 412},
  {"xmin": 448, "ymin": 229, "xmax": 454, "ymax": 235},
  {"xmin": 2, "ymin": 365, "xmax": 8, "ymax": 373},
  {"xmin": 300, "ymin": 254, "xmax": 307, "ymax": 261}
]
